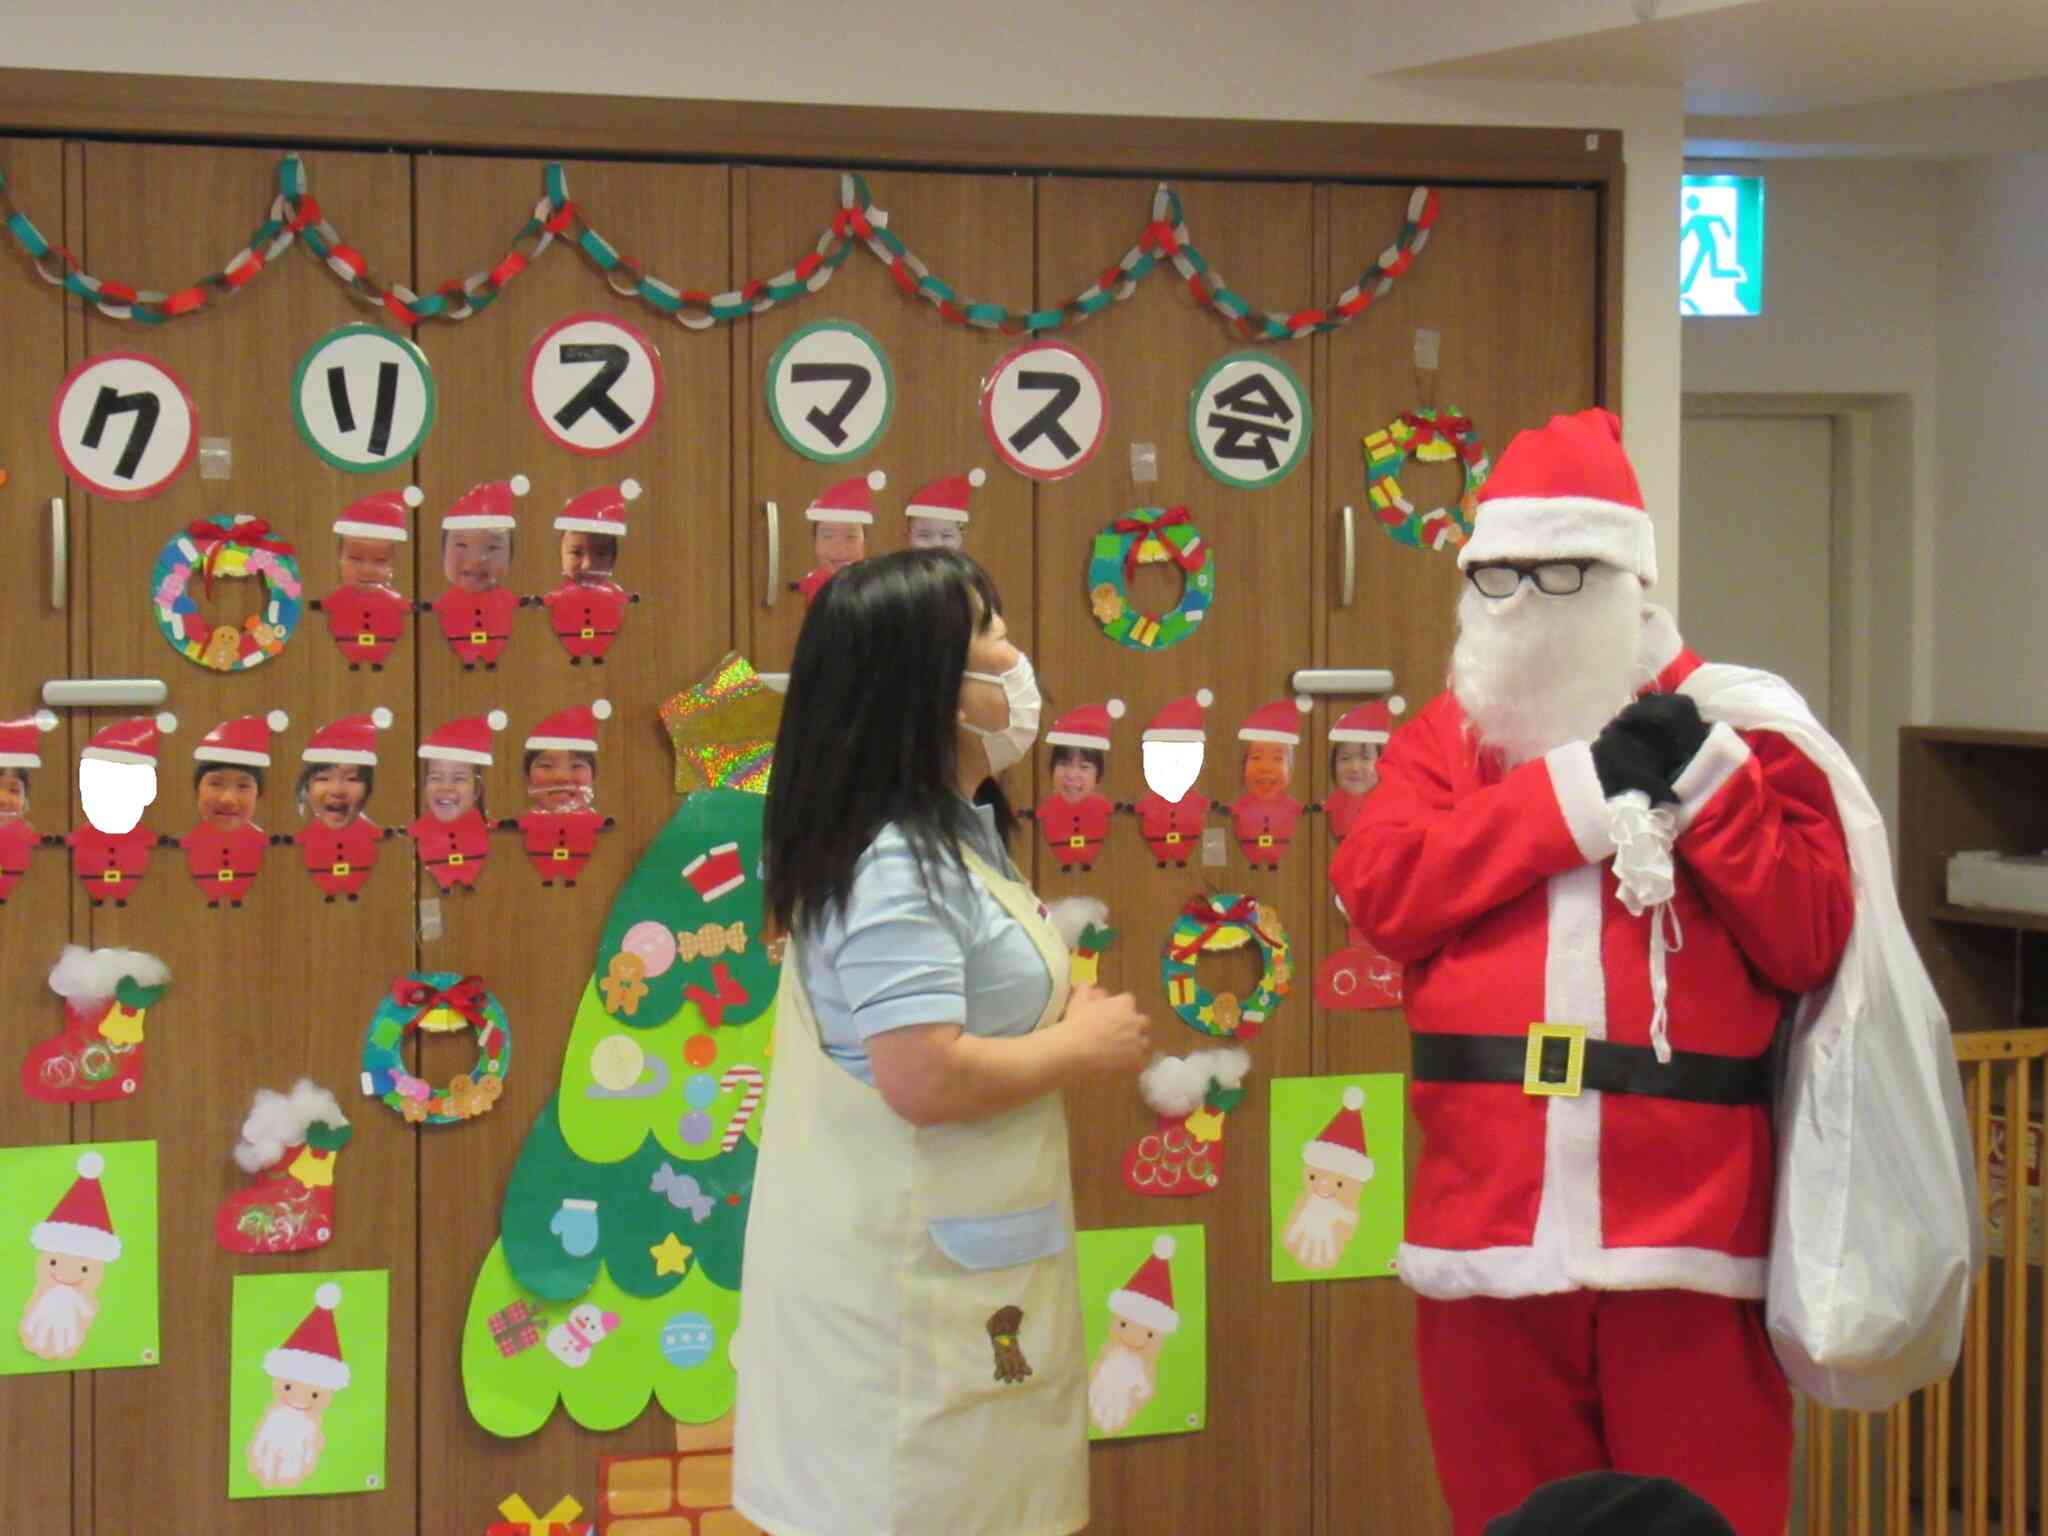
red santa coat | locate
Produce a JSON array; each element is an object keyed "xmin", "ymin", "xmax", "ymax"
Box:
[
  {"xmin": 1332, "ymin": 631, "xmax": 1854, "ymax": 1301},
  {"xmin": 1230, "ymin": 790, "xmax": 1304, "ymax": 868},
  {"xmin": 1135, "ymin": 790, "xmax": 1209, "ymax": 867},
  {"xmin": 1325, "ymin": 787, "xmax": 1372, "ymax": 843},
  {"xmin": 0, "ymin": 817, "xmax": 38, "ymax": 901},
  {"xmin": 182, "ymin": 821, "xmax": 268, "ymax": 904},
  {"xmin": 517, "ymin": 808, "xmax": 603, "ymax": 883},
  {"xmin": 429, "ymin": 586, "xmax": 519, "ymax": 667},
  {"xmin": 320, "ymin": 583, "xmax": 410, "ymax": 667},
  {"xmin": 1035, "ymin": 792, "xmax": 1112, "ymax": 871},
  {"xmin": 67, "ymin": 824, "xmax": 157, "ymax": 904},
  {"xmin": 297, "ymin": 817, "xmax": 384, "ymax": 899},
  {"xmin": 409, "ymin": 808, "xmax": 493, "ymax": 890},
  {"xmin": 541, "ymin": 579, "xmax": 629, "ymax": 661}
]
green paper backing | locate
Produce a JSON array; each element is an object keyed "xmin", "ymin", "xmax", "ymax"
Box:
[
  {"xmin": 1076, "ymin": 1224, "xmax": 1207, "ymax": 1441},
  {"xmin": 0, "ymin": 1140, "xmax": 160, "ymax": 1377},
  {"xmin": 1267, "ymin": 1075, "xmax": 1406, "ymax": 1284},
  {"xmin": 227, "ymin": 1269, "xmax": 389, "ymax": 1499}
]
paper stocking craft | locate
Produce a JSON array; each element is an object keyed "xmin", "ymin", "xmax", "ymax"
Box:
[
  {"xmin": 0, "ymin": 711, "xmax": 60, "ymax": 903},
  {"xmin": 1036, "ymin": 701, "xmax": 1121, "ymax": 873},
  {"xmin": 795, "ymin": 472, "xmax": 883, "ymax": 604},
  {"xmin": 535, "ymin": 482, "xmax": 640, "ymax": 664},
  {"xmin": 507, "ymin": 702, "xmax": 615, "ymax": 886},
  {"xmin": 1122, "ymin": 1048, "xmax": 1250, "ymax": 1197},
  {"xmin": 22, "ymin": 945, "xmax": 170, "ymax": 1102},
  {"xmin": 1315, "ymin": 894, "xmax": 1404, "ymax": 1012},
  {"xmin": 1046, "ymin": 896, "xmax": 1117, "ymax": 987},
  {"xmin": 216, "ymin": 1080, "xmax": 352, "ymax": 1254},
  {"xmin": 181, "ymin": 712, "xmax": 288, "ymax": 907},
  {"xmin": 289, "ymin": 710, "xmax": 398, "ymax": 901},
  {"xmin": 409, "ymin": 713, "xmax": 506, "ymax": 891},
  {"xmin": 425, "ymin": 477, "xmax": 527, "ymax": 670},
  {"xmin": 1135, "ymin": 692, "xmax": 1212, "ymax": 870},
  {"xmin": 313, "ymin": 487, "xmax": 421, "ymax": 671},
  {"xmin": 1229, "ymin": 696, "xmax": 1312, "ymax": 870},
  {"xmin": 68, "ymin": 712, "xmax": 177, "ymax": 906}
]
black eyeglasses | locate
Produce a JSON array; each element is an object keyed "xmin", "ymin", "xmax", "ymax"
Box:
[{"xmin": 1465, "ymin": 560, "xmax": 1594, "ymax": 599}]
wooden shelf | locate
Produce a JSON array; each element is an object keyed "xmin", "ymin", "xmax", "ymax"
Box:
[{"xmin": 1933, "ymin": 902, "xmax": 2048, "ymax": 935}]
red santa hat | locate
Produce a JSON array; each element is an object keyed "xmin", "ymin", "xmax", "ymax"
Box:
[
  {"xmin": 443, "ymin": 476, "xmax": 531, "ymax": 532},
  {"xmin": 1238, "ymin": 696, "xmax": 1312, "ymax": 746},
  {"xmin": 1046, "ymin": 699, "xmax": 1124, "ymax": 753},
  {"xmin": 1329, "ymin": 696, "xmax": 1407, "ymax": 746},
  {"xmin": 555, "ymin": 480, "xmax": 640, "ymax": 537},
  {"xmin": 1107, "ymin": 1234, "xmax": 1181, "ymax": 1335},
  {"xmin": 264, "ymin": 1281, "xmax": 351, "ymax": 1392},
  {"xmin": 806, "ymin": 470, "xmax": 886, "ymax": 525},
  {"xmin": 30, "ymin": 1151, "xmax": 122, "ymax": 1263},
  {"xmin": 1303, "ymin": 1085, "xmax": 1374, "ymax": 1182},
  {"xmin": 1142, "ymin": 690, "xmax": 1213, "ymax": 745},
  {"xmin": 332, "ymin": 486, "xmax": 422, "ymax": 542},
  {"xmin": 81, "ymin": 713, "xmax": 178, "ymax": 768},
  {"xmin": 193, "ymin": 711, "xmax": 290, "ymax": 770},
  {"xmin": 525, "ymin": 699, "xmax": 612, "ymax": 754},
  {"xmin": 301, "ymin": 709, "xmax": 393, "ymax": 767},
  {"xmin": 0, "ymin": 709, "xmax": 59, "ymax": 769},
  {"xmin": 1459, "ymin": 408, "xmax": 1657, "ymax": 585},
  {"xmin": 904, "ymin": 468, "xmax": 985, "ymax": 526},
  {"xmin": 417, "ymin": 711, "xmax": 507, "ymax": 767}
]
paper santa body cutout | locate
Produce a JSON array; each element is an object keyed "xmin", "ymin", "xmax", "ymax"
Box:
[
  {"xmin": 316, "ymin": 487, "xmax": 420, "ymax": 671},
  {"xmin": 1088, "ymin": 1235, "xmax": 1179, "ymax": 1434},
  {"xmin": 1281, "ymin": 1086, "xmax": 1373, "ymax": 1272},
  {"xmin": 293, "ymin": 710, "xmax": 394, "ymax": 903},
  {"xmin": 904, "ymin": 468, "xmax": 982, "ymax": 550},
  {"xmin": 247, "ymin": 1282, "xmax": 351, "ymax": 1490},
  {"xmin": 1326, "ymin": 696, "xmax": 1403, "ymax": 843},
  {"xmin": 1038, "ymin": 699, "xmax": 1121, "ymax": 873},
  {"xmin": 182, "ymin": 712, "xmax": 287, "ymax": 907},
  {"xmin": 426, "ymin": 477, "xmax": 527, "ymax": 669},
  {"xmin": 795, "ymin": 471, "xmax": 884, "ymax": 604},
  {"xmin": 1135, "ymin": 691, "xmax": 1212, "ymax": 870},
  {"xmin": 68, "ymin": 713, "xmax": 176, "ymax": 905},
  {"xmin": 19, "ymin": 1152, "xmax": 122, "ymax": 1362},
  {"xmin": 1230, "ymin": 697, "xmax": 1312, "ymax": 870},
  {"xmin": 539, "ymin": 481, "xmax": 639, "ymax": 664},
  {"xmin": 0, "ymin": 710, "xmax": 59, "ymax": 903},
  {"xmin": 514, "ymin": 701, "xmax": 612, "ymax": 885},
  {"xmin": 409, "ymin": 713, "xmax": 504, "ymax": 891}
]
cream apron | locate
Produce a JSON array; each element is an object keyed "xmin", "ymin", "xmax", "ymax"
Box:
[{"xmin": 733, "ymin": 845, "xmax": 1089, "ymax": 1536}]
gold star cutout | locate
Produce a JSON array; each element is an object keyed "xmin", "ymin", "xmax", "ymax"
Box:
[{"xmin": 650, "ymin": 1233, "xmax": 694, "ymax": 1276}]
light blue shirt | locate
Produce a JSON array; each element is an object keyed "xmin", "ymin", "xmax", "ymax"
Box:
[{"xmin": 800, "ymin": 803, "xmax": 1054, "ymax": 1085}]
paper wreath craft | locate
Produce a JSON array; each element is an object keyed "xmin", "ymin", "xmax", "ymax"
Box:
[
  {"xmin": 1362, "ymin": 407, "xmax": 1490, "ymax": 552},
  {"xmin": 424, "ymin": 477, "xmax": 528, "ymax": 669},
  {"xmin": 178, "ymin": 711, "xmax": 289, "ymax": 907},
  {"xmin": 361, "ymin": 973, "xmax": 512, "ymax": 1126},
  {"xmin": 1160, "ymin": 892, "xmax": 1293, "ymax": 1040},
  {"xmin": 22, "ymin": 945, "xmax": 170, "ymax": 1103},
  {"xmin": 313, "ymin": 485, "xmax": 422, "ymax": 671},
  {"xmin": 534, "ymin": 481, "xmax": 641, "ymax": 664},
  {"xmin": 1088, "ymin": 505, "xmax": 1214, "ymax": 652},
  {"xmin": 1229, "ymin": 696, "xmax": 1313, "ymax": 870},
  {"xmin": 66, "ymin": 712, "xmax": 178, "ymax": 907},
  {"xmin": 508, "ymin": 702, "xmax": 616, "ymax": 886},
  {"xmin": 409, "ymin": 712, "xmax": 506, "ymax": 892},
  {"xmin": 215, "ymin": 1080, "xmax": 352, "ymax": 1253},
  {"xmin": 1037, "ymin": 700, "xmax": 1123, "ymax": 873},
  {"xmin": 1123, "ymin": 1047, "xmax": 1251, "ymax": 1197},
  {"xmin": 288, "ymin": 709, "xmax": 398, "ymax": 901},
  {"xmin": 151, "ymin": 514, "xmax": 303, "ymax": 673},
  {"xmin": 0, "ymin": 709, "xmax": 61, "ymax": 903},
  {"xmin": 658, "ymin": 651, "xmax": 782, "ymax": 796}
]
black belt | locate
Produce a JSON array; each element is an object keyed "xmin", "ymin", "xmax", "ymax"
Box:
[{"xmin": 1411, "ymin": 1027, "xmax": 1772, "ymax": 1107}]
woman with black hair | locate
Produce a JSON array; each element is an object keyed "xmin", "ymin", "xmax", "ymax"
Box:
[{"xmin": 735, "ymin": 548, "xmax": 1150, "ymax": 1536}]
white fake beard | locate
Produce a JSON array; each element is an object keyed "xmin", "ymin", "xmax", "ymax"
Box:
[
  {"xmin": 1450, "ymin": 564, "xmax": 1649, "ymax": 767},
  {"xmin": 21, "ymin": 1281, "xmax": 90, "ymax": 1357},
  {"xmin": 250, "ymin": 1402, "xmax": 321, "ymax": 1483},
  {"xmin": 1088, "ymin": 1343, "xmax": 1150, "ymax": 1429},
  {"xmin": 1289, "ymin": 1191, "xmax": 1347, "ymax": 1242}
]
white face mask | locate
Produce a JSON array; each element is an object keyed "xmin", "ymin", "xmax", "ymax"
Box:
[{"xmin": 961, "ymin": 654, "xmax": 1043, "ymax": 776}]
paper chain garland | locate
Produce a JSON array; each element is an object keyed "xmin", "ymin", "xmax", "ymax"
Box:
[
  {"xmin": 151, "ymin": 514, "xmax": 304, "ymax": 672},
  {"xmin": 0, "ymin": 155, "xmax": 1437, "ymax": 342},
  {"xmin": 1089, "ymin": 505, "xmax": 1215, "ymax": 652},
  {"xmin": 1362, "ymin": 407, "xmax": 1490, "ymax": 552},
  {"xmin": 360, "ymin": 973, "xmax": 511, "ymax": 1126},
  {"xmin": 1160, "ymin": 893, "xmax": 1293, "ymax": 1040}
]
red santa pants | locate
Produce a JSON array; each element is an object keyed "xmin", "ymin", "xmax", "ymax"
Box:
[{"xmin": 1415, "ymin": 1289, "xmax": 1791, "ymax": 1536}]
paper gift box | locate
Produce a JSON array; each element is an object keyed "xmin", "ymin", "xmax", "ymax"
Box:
[{"xmin": 487, "ymin": 1299, "xmax": 544, "ymax": 1357}]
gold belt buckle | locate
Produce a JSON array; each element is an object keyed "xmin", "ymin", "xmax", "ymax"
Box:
[
  {"xmin": 580, "ymin": 626, "xmax": 596, "ymax": 639},
  {"xmin": 552, "ymin": 847, "xmax": 570, "ymax": 861},
  {"xmin": 470, "ymin": 629, "xmax": 489, "ymax": 645},
  {"xmin": 217, "ymin": 868, "xmax": 235, "ymax": 883},
  {"xmin": 1164, "ymin": 832, "xmax": 1182, "ymax": 845},
  {"xmin": 447, "ymin": 852, "xmax": 465, "ymax": 866},
  {"xmin": 331, "ymin": 861, "xmax": 352, "ymax": 876},
  {"xmin": 101, "ymin": 869, "xmax": 123, "ymax": 884},
  {"xmin": 1257, "ymin": 833, "xmax": 1275, "ymax": 847},
  {"xmin": 357, "ymin": 631, "xmax": 376, "ymax": 645},
  {"xmin": 1523, "ymin": 1024, "xmax": 1588, "ymax": 1097},
  {"xmin": 1068, "ymin": 834, "xmax": 1087, "ymax": 848}
]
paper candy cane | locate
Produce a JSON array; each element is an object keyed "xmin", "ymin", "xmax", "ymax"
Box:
[{"xmin": 718, "ymin": 1064, "xmax": 765, "ymax": 1151}]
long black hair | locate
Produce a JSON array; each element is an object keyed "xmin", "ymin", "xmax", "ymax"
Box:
[{"xmin": 765, "ymin": 547, "xmax": 1018, "ymax": 933}]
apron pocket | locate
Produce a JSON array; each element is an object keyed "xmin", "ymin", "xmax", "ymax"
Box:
[{"xmin": 928, "ymin": 1202, "xmax": 1068, "ymax": 1271}]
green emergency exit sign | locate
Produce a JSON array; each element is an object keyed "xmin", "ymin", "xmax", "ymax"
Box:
[{"xmin": 1680, "ymin": 174, "xmax": 1765, "ymax": 317}]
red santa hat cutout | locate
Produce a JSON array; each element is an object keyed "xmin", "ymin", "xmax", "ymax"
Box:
[
  {"xmin": 1329, "ymin": 696, "xmax": 1407, "ymax": 746},
  {"xmin": 443, "ymin": 476, "xmax": 530, "ymax": 532},
  {"xmin": 1238, "ymin": 696, "xmax": 1312, "ymax": 746},
  {"xmin": 332, "ymin": 486, "xmax": 422, "ymax": 542},
  {"xmin": 301, "ymin": 710, "xmax": 393, "ymax": 768},
  {"xmin": 1143, "ymin": 690, "xmax": 1213, "ymax": 745},
  {"xmin": 0, "ymin": 710, "xmax": 59, "ymax": 769},
  {"xmin": 806, "ymin": 470, "xmax": 887, "ymax": 525},
  {"xmin": 1303, "ymin": 1085, "xmax": 1374, "ymax": 1182},
  {"xmin": 525, "ymin": 700, "xmax": 612, "ymax": 754},
  {"xmin": 905, "ymin": 468, "xmax": 985, "ymax": 525},
  {"xmin": 82, "ymin": 713, "xmax": 178, "ymax": 768},
  {"xmin": 193, "ymin": 712, "xmax": 290, "ymax": 770},
  {"xmin": 264, "ymin": 1282, "xmax": 351, "ymax": 1392},
  {"xmin": 417, "ymin": 712, "xmax": 507, "ymax": 767},
  {"xmin": 1458, "ymin": 407, "xmax": 1657, "ymax": 585},
  {"xmin": 555, "ymin": 481, "xmax": 639, "ymax": 537},
  {"xmin": 1046, "ymin": 699, "xmax": 1124, "ymax": 752},
  {"xmin": 30, "ymin": 1151, "xmax": 122, "ymax": 1263},
  {"xmin": 1107, "ymin": 1234, "xmax": 1181, "ymax": 1335}
]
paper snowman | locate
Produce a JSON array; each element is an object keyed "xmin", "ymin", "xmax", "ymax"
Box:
[{"xmin": 545, "ymin": 1302, "xmax": 620, "ymax": 1368}]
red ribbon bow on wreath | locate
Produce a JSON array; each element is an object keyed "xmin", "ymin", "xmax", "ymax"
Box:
[
  {"xmin": 184, "ymin": 516, "xmax": 298, "ymax": 598},
  {"xmin": 1396, "ymin": 411, "xmax": 1475, "ymax": 452},
  {"xmin": 1169, "ymin": 893, "xmax": 1283, "ymax": 961},
  {"xmin": 1112, "ymin": 505, "xmax": 1208, "ymax": 587},
  {"xmin": 391, "ymin": 975, "xmax": 489, "ymax": 1032}
]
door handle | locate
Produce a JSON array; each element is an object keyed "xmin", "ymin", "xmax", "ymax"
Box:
[
  {"xmin": 42, "ymin": 678, "xmax": 169, "ymax": 708},
  {"xmin": 50, "ymin": 497, "xmax": 66, "ymax": 610},
  {"xmin": 1291, "ymin": 669, "xmax": 1395, "ymax": 696},
  {"xmin": 1339, "ymin": 503, "xmax": 1356, "ymax": 610},
  {"xmin": 763, "ymin": 500, "xmax": 780, "ymax": 608}
]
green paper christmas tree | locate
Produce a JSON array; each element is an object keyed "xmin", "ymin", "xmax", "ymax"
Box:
[{"xmin": 461, "ymin": 787, "xmax": 778, "ymax": 1435}]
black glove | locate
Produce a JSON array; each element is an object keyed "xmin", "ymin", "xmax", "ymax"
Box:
[
  {"xmin": 1590, "ymin": 719, "xmax": 1676, "ymax": 805},
  {"xmin": 1609, "ymin": 693, "xmax": 1710, "ymax": 782}
]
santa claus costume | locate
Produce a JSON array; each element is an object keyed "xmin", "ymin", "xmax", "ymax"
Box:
[
  {"xmin": 427, "ymin": 477, "xmax": 526, "ymax": 668},
  {"xmin": 409, "ymin": 713, "xmax": 504, "ymax": 891},
  {"xmin": 1036, "ymin": 699, "xmax": 1121, "ymax": 872},
  {"xmin": 795, "ymin": 471, "xmax": 882, "ymax": 604},
  {"xmin": 0, "ymin": 710, "xmax": 59, "ymax": 902},
  {"xmin": 1333, "ymin": 409, "xmax": 1855, "ymax": 1536},
  {"xmin": 540, "ymin": 481, "xmax": 636, "ymax": 663},
  {"xmin": 514, "ymin": 701, "xmax": 610, "ymax": 885},
  {"xmin": 317, "ymin": 486, "xmax": 419, "ymax": 669},
  {"xmin": 1134, "ymin": 691, "xmax": 1212, "ymax": 869},
  {"xmin": 1228, "ymin": 697, "xmax": 1311, "ymax": 869},
  {"xmin": 67, "ymin": 713, "xmax": 176, "ymax": 906},
  {"xmin": 294, "ymin": 711, "xmax": 393, "ymax": 901},
  {"xmin": 182, "ymin": 712, "xmax": 287, "ymax": 906}
]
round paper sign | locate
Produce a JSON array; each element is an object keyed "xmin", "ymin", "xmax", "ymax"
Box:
[
  {"xmin": 1189, "ymin": 350, "xmax": 1312, "ymax": 490},
  {"xmin": 50, "ymin": 352, "xmax": 199, "ymax": 501},
  {"xmin": 524, "ymin": 312, "xmax": 665, "ymax": 457},
  {"xmin": 981, "ymin": 340, "xmax": 1107, "ymax": 482},
  {"xmin": 765, "ymin": 320, "xmax": 894, "ymax": 464},
  {"xmin": 291, "ymin": 324, "xmax": 437, "ymax": 473}
]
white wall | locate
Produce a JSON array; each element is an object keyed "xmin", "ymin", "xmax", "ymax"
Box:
[{"xmin": 1937, "ymin": 151, "xmax": 2048, "ymax": 731}]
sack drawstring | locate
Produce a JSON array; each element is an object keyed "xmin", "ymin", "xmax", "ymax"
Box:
[{"xmin": 1609, "ymin": 791, "xmax": 1684, "ymax": 1064}]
